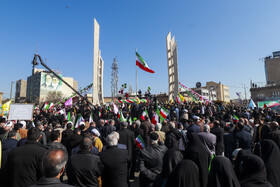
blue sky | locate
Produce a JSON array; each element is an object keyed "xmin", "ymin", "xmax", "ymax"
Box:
[{"xmin": 1, "ymin": 0, "xmax": 280, "ymax": 100}]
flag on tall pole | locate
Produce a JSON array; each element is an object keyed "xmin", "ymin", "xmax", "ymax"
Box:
[{"xmin": 136, "ymin": 52, "xmax": 155, "ymax": 73}]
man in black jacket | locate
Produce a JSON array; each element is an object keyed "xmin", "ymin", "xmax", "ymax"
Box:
[
  {"xmin": 139, "ymin": 132, "xmax": 167, "ymax": 187},
  {"xmin": 210, "ymin": 120, "xmax": 225, "ymax": 155},
  {"xmin": 66, "ymin": 128, "xmax": 83, "ymax": 156},
  {"xmin": 234, "ymin": 122, "xmax": 253, "ymax": 153},
  {"xmin": 100, "ymin": 132, "xmax": 131, "ymax": 187},
  {"xmin": 67, "ymin": 137, "xmax": 103, "ymax": 187},
  {"xmin": 1, "ymin": 127, "xmax": 47, "ymax": 187},
  {"xmin": 118, "ymin": 121, "xmax": 135, "ymax": 179},
  {"xmin": 1, "ymin": 130, "xmax": 18, "ymax": 167}
]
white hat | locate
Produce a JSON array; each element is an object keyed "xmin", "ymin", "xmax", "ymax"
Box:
[
  {"xmin": 80, "ymin": 122, "xmax": 85, "ymax": 126},
  {"xmin": 19, "ymin": 121, "xmax": 26, "ymax": 127},
  {"xmin": 91, "ymin": 129, "xmax": 100, "ymax": 137},
  {"xmin": 5, "ymin": 121, "xmax": 13, "ymax": 128}
]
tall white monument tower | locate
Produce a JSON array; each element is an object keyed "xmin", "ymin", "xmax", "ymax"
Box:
[
  {"xmin": 93, "ymin": 18, "xmax": 104, "ymax": 105},
  {"xmin": 166, "ymin": 32, "xmax": 179, "ymax": 101}
]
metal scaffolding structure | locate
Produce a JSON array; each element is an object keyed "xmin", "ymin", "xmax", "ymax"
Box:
[{"xmin": 111, "ymin": 58, "xmax": 119, "ymax": 99}]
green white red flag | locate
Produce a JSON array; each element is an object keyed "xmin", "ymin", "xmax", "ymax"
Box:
[
  {"xmin": 119, "ymin": 110, "xmax": 127, "ymax": 122},
  {"xmin": 75, "ymin": 114, "xmax": 85, "ymax": 128},
  {"xmin": 135, "ymin": 134, "xmax": 145, "ymax": 149},
  {"xmin": 89, "ymin": 113, "xmax": 94, "ymax": 123},
  {"xmin": 159, "ymin": 107, "xmax": 169, "ymax": 121},
  {"xmin": 66, "ymin": 112, "xmax": 71, "ymax": 121},
  {"xmin": 136, "ymin": 52, "xmax": 155, "ymax": 73},
  {"xmin": 151, "ymin": 111, "xmax": 159, "ymax": 125},
  {"xmin": 141, "ymin": 110, "xmax": 149, "ymax": 121}
]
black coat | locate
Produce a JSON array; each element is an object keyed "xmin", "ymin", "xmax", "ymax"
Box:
[
  {"xmin": 184, "ymin": 133, "xmax": 211, "ymax": 187},
  {"xmin": 61, "ymin": 129, "xmax": 73, "ymax": 146},
  {"xmin": 234, "ymin": 129, "xmax": 252, "ymax": 153},
  {"xmin": 100, "ymin": 146, "xmax": 130, "ymax": 187},
  {"xmin": 66, "ymin": 133, "xmax": 83, "ymax": 156},
  {"xmin": 255, "ymin": 124, "xmax": 271, "ymax": 143},
  {"xmin": 67, "ymin": 150, "xmax": 103, "ymax": 187},
  {"xmin": 1, "ymin": 138, "xmax": 18, "ymax": 167},
  {"xmin": 1, "ymin": 141, "xmax": 47, "ymax": 187},
  {"xmin": 260, "ymin": 139, "xmax": 280, "ymax": 187},
  {"xmin": 165, "ymin": 129, "xmax": 182, "ymax": 149},
  {"xmin": 30, "ymin": 178, "xmax": 73, "ymax": 187},
  {"xmin": 207, "ymin": 156, "xmax": 240, "ymax": 187},
  {"xmin": 104, "ymin": 124, "xmax": 116, "ymax": 138},
  {"xmin": 166, "ymin": 159, "xmax": 200, "ymax": 187},
  {"xmin": 210, "ymin": 126, "xmax": 224, "ymax": 155},
  {"xmin": 223, "ymin": 132, "xmax": 235, "ymax": 160},
  {"xmin": 237, "ymin": 154, "xmax": 272, "ymax": 187},
  {"xmin": 139, "ymin": 144, "xmax": 167, "ymax": 187},
  {"xmin": 118, "ymin": 128, "xmax": 135, "ymax": 158}
]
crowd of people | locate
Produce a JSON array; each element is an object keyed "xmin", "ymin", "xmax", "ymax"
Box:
[{"xmin": 1, "ymin": 98, "xmax": 280, "ymax": 187}]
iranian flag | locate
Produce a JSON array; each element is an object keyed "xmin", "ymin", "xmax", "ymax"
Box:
[
  {"xmin": 43, "ymin": 102, "xmax": 48, "ymax": 110},
  {"xmin": 119, "ymin": 111, "xmax": 127, "ymax": 122},
  {"xmin": 129, "ymin": 117, "xmax": 133, "ymax": 125},
  {"xmin": 66, "ymin": 112, "xmax": 71, "ymax": 121},
  {"xmin": 89, "ymin": 113, "xmax": 94, "ymax": 123},
  {"xmin": 136, "ymin": 52, "xmax": 155, "ymax": 73},
  {"xmin": 151, "ymin": 112, "xmax": 159, "ymax": 125},
  {"xmin": 160, "ymin": 107, "xmax": 169, "ymax": 121},
  {"xmin": 49, "ymin": 102, "xmax": 55, "ymax": 110},
  {"xmin": 233, "ymin": 115, "xmax": 239, "ymax": 123},
  {"xmin": 265, "ymin": 101, "xmax": 280, "ymax": 108},
  {"xmin": 141, "ymin": 110, "xmax": 148, "ymax": 121},
  {"xmin": 75, "ymin": 114, "xmax": 85, "ymax": 128},
  {"xmin": 135, "ymin": 135, "xmax": 146, "ymax": 150}
]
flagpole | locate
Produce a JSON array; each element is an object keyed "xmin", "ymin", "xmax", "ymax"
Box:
[{"xmin": 135, "ymin": 48, "xmax": 137, "ymax": 98}]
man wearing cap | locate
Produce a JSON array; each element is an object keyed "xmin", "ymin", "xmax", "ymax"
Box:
[
  {"xmin": 91, "ymin": 129, "xmax": 103, "ymax": 152},
  {"xmin": 139, "ymin": 132, "xmax": 167, "ymax": 187}
]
